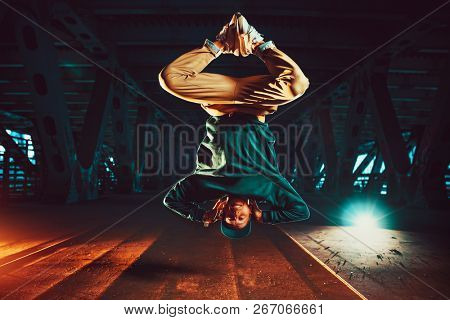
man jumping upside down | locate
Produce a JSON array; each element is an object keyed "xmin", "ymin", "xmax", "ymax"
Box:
[{"xmin": 159, "ymin": 13, "xmax": 311, "ymax": 239}]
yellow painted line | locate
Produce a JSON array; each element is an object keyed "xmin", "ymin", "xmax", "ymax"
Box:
[{"xmin": 279, "ymin": 228, "xmax": 368, "ymax": 300}]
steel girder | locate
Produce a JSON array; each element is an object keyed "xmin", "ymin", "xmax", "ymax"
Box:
[
  {"xmin": 111, "ymin": 80, "xmax": 137, "ymax": 193},
  {"xmin": 337, "ymin": 70, "xmax": 370, "ymax": 195},
  {"xmin": 368, "ymin": 59, "xmax": 410, "ymax": 203},
  {"xmin": 316, "ymin": 101, "xmax": 338, "ymax": 192},
  {"xmin": 14, "ymin": 4, "xmax": 77, "ymax": 202},
  {"xmin": 74, "ymin": 68, "xmax": 113, "ymax": 200},
  {"xmin": 412, "ymin": 53, "xmax": 450, "ymax": 209}
]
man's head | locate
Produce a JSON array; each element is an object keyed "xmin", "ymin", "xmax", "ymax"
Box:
[{"xmin": 220, "ymin": 196, "xmax": 253, "ymax": 239}]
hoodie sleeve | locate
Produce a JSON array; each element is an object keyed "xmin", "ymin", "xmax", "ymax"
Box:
[
  {"xmin": 163, "ymin": 177, "xmax": 208, "ymax": 223},
  {"xmin": 261, "ymin": 179, "xmax": 311, "ymax": 224}
]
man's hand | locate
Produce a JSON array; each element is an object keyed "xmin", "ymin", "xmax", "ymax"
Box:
[
  {"xmin": 249, "ymin": 199, "xmax": 263, "ymax": 223},
  {"xmin": 202, "ymin": 196, "xmax": 229, "ymax": 227}
]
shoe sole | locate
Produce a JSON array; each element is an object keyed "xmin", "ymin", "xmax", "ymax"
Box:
[
  {"xmin": 234, "ymin": 14, "xmax": 253, "ymax": 57},
  {"xmin": 229, "ymin": 14, "xmax": 241, "ymax": 57}
]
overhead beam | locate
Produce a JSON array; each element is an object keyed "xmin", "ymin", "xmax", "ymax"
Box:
[
  {"xmin": 272, "ymin": 12, "xmax": 442, "ymax": 124},
  {"xmin": 50, "ymin": 2, "xmax": 162, "ymax": 120},
  {"xmin": 89, "ymin": 6, "xmax": 406, "ymax": 21},
  {"xmin": 98, "ymin": 23, "xmax": 387, "ymax": 52}
]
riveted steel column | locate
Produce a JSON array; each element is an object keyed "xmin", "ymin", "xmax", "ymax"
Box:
[
  {"xmin": 316, "ymin": 101, "xmax": 338, "ymax": 192},
  {"xmin": 134, "ymin": 106, "xmax": 153, "ymax": 192},
  {"xmin": 297, "ymin": 117, "xmax": 320, "ymax": 193},
  {"xmin": 337, "ymin": 71, "xmax": 370, "ymax": 196},
  {"xmin": 365, "ymin": 149, "xmax": 384, "ymax": 194},
  {"xmin": 111, "ymin": 81, "xmax": 137, "ymax": 193},
  {"xmin": 14, "ymin": 6, "xmax": 76, "ymax": 202},
  {"xmin": 293, "ymin": 119, "xmax": 314, "ymax": 192},
  {"xmin": 73, "ymin": 68, "xmax": 112, "ymax": 200},
  {"xmin": 413, "ymin": 54, "xmax": 450, "ymax": 209},
  {"xmin": 368, "ymin": 60, "xmax": 410, "ymax": 203}
]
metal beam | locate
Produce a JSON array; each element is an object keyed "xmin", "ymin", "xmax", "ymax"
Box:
[
  {"xmin": 365, "ymin": 149, "xmax": 384, "ymax": 194},
  {"xmin": 78, "ymin": 69, "xmax": 112, "ymax": 168},
  {"xmin": 88, "ymin": 5, "xmax": 406, "ymax": 21},
  {"xmin": 51, "ymin": 2, "xmax": 110, "ymax": 62},
  {"xmin": 368, "ymin": 59, "xmax": 410, "ymax": 202},
  {"xmin": 293, "ymin": 118, "xmax": 317, "ymax": 192},
  {"xmin": 111, "ymin": 81, "xmax": 138, "ymax": 193},
  {"xmin": 0, "ymin": 123, "xmax": 35, "ymax": 175},
  {"xmin": 300, "ymin": 115, "xmax": 322, "ymax": 192},
  {"xmin": 352, "ymin": 146, "xmax": 377, "ymax": 179},
  {"xmin": 337, "ymin": 70, "xmax": 370, "ymax": 195},
  {"xmin": 75, "ymin": 68, "xmax": 113, "ymax": 200},
  {"xmin": 369, "ymin": 62, "xmax": 410, "ymax": 175},
  {"xmin": 407, "ymin": 125, "xmax": 426, "ymax": 198},
  {"xmin": 134, "ymin": 105, "xmax": 154, "ymax": 192},
  {"xmin": 412, "ymin": 52, "xmax": 450, "ymax": 209},
  {"xmin": 272, "ymin": 14, "xmax": 441, "ymax": 124},
  {"xmin": 14, "ymin": 3, "xmax": 77, "ymax": 202},
  {"xmin": 316, "ymin": 101, "xmax": 338, "ymax": 192},
  {"xmin": 50, "ymin": 2, "xmax": 154, "ymax": 103}
]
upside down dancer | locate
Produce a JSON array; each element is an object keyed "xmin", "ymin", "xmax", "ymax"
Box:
[{"xmin": 159, "ymin": 13, "xmax": 311, "ymax": 239}]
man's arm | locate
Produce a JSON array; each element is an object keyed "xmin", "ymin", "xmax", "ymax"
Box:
[
  {"xmin": 163, "ymin": 177, "xmax": 207, "ymax": 223},
  {"xmin": 259, "ymin": 179, "xmax": 310, "ymax": 224}
]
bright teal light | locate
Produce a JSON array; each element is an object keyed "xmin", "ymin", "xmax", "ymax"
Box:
[
  {"xmin": 341, "ymin": 200, "xmax": 386, "ymax": 230},
  {"xmin": 354, "ymin": 213, "xmax": 378, "ymax": 229},
  {"xmin": 353, "ymin": 154, "xmax": 367, "ymax": 173},
  {"xmin": 5, "ymin": 129, "xmax": 36, "ymax": 164}
]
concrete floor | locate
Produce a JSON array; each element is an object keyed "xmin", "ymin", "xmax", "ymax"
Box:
[
  {"xmin": 0, "ymin": 194, "xmax": 361, "ymax": 300},
  {"xmin": 280, "ymin": 195, "xmax": 450, "ymax": 300},
  {"xmin": 281, "ymin": 225, "xmax": 450, "ymax": 299}
]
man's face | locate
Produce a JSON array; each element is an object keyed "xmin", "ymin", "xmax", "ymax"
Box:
[{"xmin": 223, "ymin": 197, "xmax": 251, "ymax": 230}]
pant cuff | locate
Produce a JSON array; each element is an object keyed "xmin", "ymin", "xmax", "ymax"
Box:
[
  {"xmin": 204, "ymin": 39, "xmax": 222, "ymax": 58},
  {"xmin": 254, "ymin": 40, "xmax": 276, "ymax": 60}
]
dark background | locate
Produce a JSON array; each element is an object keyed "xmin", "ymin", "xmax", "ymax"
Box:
[{"xmin": 0, "ymin": 0, "xmax": 449, "ymax": 213}]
